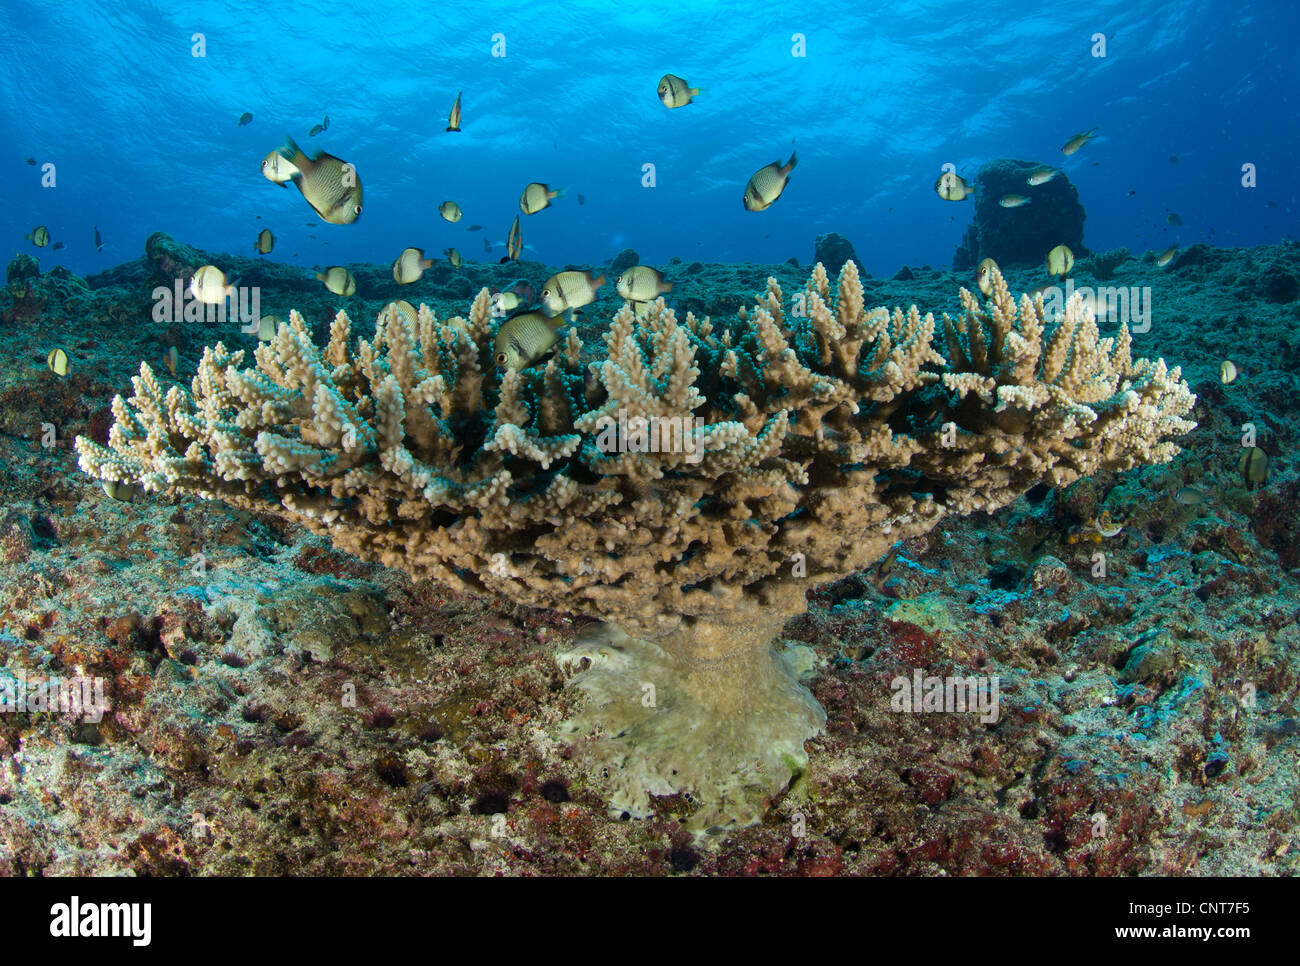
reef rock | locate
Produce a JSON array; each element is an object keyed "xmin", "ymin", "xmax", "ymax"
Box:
[
  {"xmin": 1, "ymin": 256, "xmax": 89, "ymax": 324},
  {"xmin": 5, "ymin": 253, "xmax": 40, "ymax": 288},
  {"xmin": 145, "ymin": 231, "xmax": 205, "ymax": 284},
  {"xmin": 609, "ymin": 248, "xmax": 639, "ymax": 276},
  {"xmin": 1169, "ymin": 244, "xmax": 1212, "ymax": 270},
  {"xmin": 952, "ymin": 159, "xmax": 1087, "ymax": 271},
  {"xmin": 78, "ymin": 232, "xmax": 327, "ymax": 296},
  {"xmin": 813, "ymin": 233, "xmax": 858, "ymax": 274},
  {"xmin": 1259, "ymin": 265, "xmax": 1298, "ymax": 303}
]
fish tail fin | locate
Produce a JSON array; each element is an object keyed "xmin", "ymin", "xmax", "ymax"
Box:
[
  {"xmin": 690, "ymin": 86, "xmax": 702, "ymax": 96},
  {"xmin": 550, "ymin": 187, "xmax": 565, "ymax": 200},
  {"xmin": 786, "ymin": 149, "xmax": 799, "ymax": 172},
  {"xmin": 662, "ymin": 281, "xmax": 674, "ymax": 293},
  {"xmin": 591, "ymin": 273, "xmax": 606, "ymax": 288}
]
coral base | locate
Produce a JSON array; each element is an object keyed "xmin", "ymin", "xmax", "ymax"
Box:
[{"xmin": 557, "ymin": 612, "xmax": 825, "ymax": 832}]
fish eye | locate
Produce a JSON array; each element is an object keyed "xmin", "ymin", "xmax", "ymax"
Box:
[
  {"xmin": 542, "ymin": 289, "xmax": 549, "ymax": 297},
  {"xmin": 496, "ymin": 353, "xmax": 507, "ymax": 365},
  {"xmin": 353, "ymin": 205, "xmax": 362, "ymax": 214}
]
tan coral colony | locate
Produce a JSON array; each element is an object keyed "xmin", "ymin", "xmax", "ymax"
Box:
[{"xmin": 77, "ymin": 262, "xmax": 1196, "ymax": 829}]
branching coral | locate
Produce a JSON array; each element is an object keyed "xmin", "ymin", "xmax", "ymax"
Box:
[{"xmin": 76, "ymin": 262, "xmax": 1196, "ymax": 829}]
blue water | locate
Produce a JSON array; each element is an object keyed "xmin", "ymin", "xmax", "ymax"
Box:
[{"xmin": 3, "ymin": 0, "xmax": 1297, "ymax": 279}]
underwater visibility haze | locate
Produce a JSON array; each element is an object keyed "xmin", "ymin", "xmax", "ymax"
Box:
[{"xmin": 1, "ymin": 0, "xmax": 1299, "ymax": 881}]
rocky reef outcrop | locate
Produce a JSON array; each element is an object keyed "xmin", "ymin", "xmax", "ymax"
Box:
[
  {"xmin": 813, "ymin": 233, "xmax": 858, "ymax": 274},
  {"xmin": 953, "ymin": 159, "xmax": 1087, "ymax": 271}
]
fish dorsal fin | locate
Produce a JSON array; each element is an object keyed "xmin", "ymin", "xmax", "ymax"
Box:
[{"xmin": 280, "ymin": 135, "xmax": 312, "ymax": 170}]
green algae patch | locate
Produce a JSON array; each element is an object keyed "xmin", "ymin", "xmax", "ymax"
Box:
[{"xmin": 884, "ymin": 593, "xmax": 963, "ymax": 639}]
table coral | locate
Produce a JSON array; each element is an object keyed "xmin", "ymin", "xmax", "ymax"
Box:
[{"xmin": 75, "ymin": 261, "xmax": 1196, "ymax": 829}]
